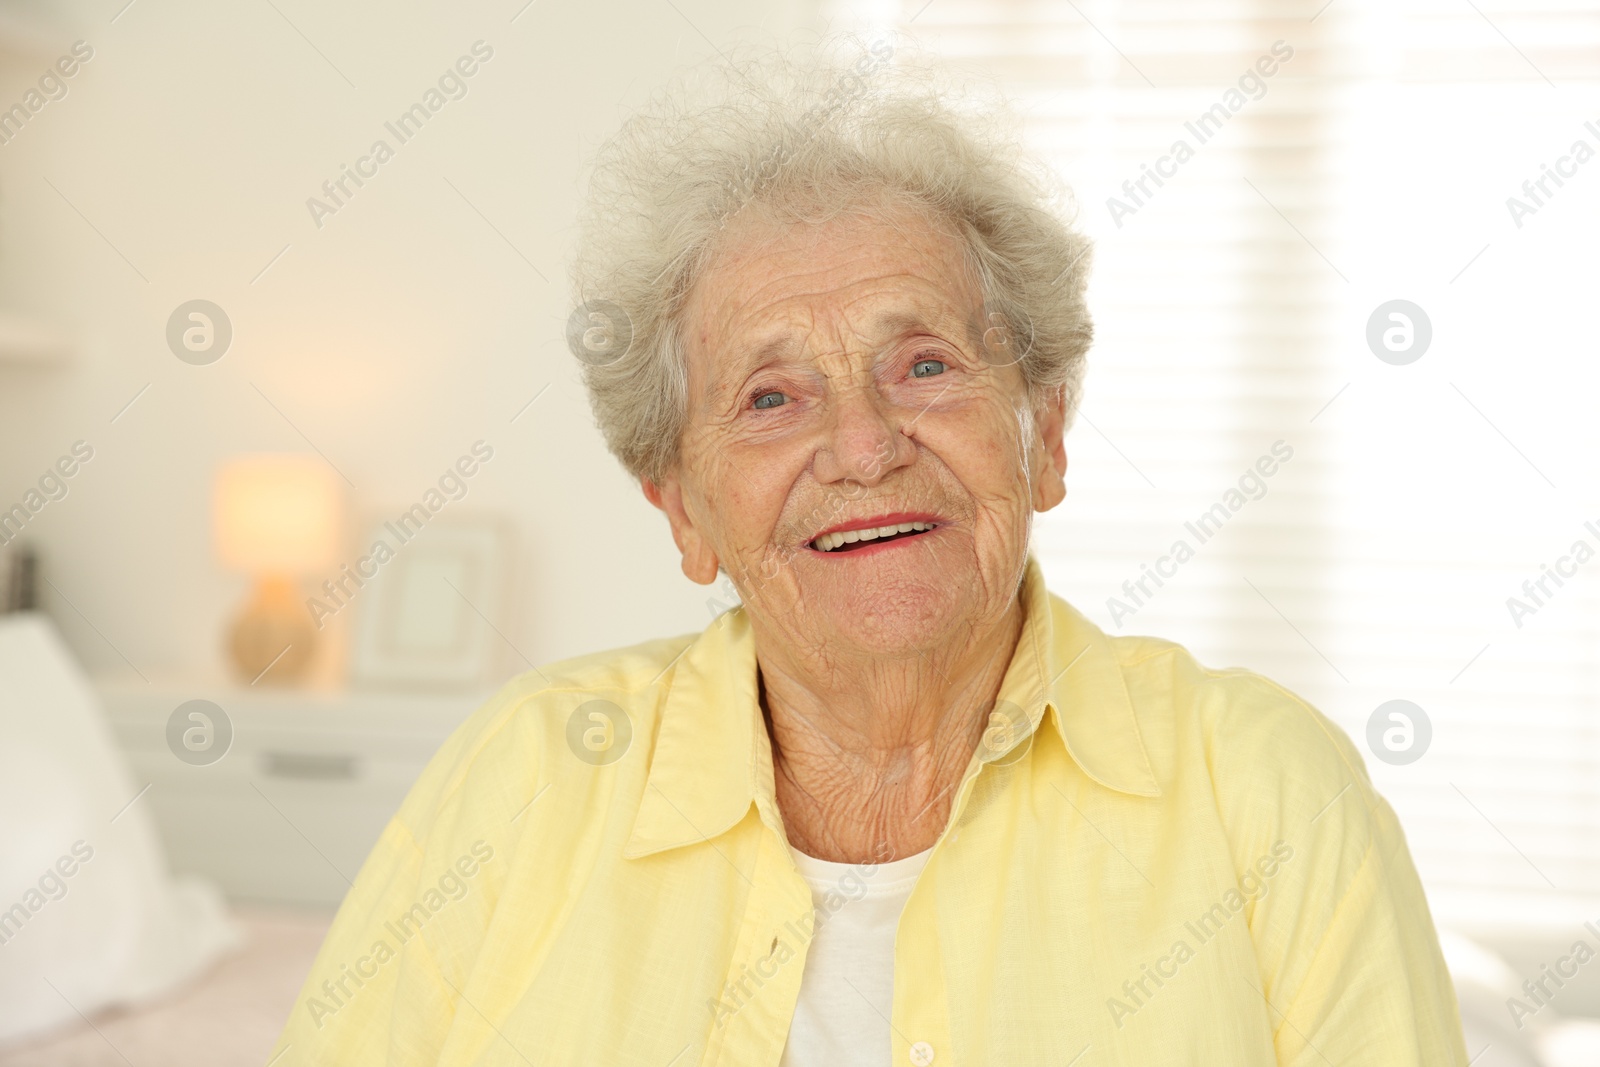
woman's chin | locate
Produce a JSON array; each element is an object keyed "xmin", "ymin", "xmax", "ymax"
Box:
[{"xmin": 793, "ymin": 557, "xmax": 976, "ymax": 656}]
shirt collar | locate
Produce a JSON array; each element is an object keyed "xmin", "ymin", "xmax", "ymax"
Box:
[
  {"xmin": 994, "ymin": 555, "xmax": 1163, "ymax": 799},
  {"xmin": 624, "ymin": 556, "xmax": 1160, "ymax": 860}
]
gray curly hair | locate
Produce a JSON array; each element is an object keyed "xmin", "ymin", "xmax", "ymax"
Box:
[{"xmin": 569, "ymin": 37, "xmax": 1094, "ymax": 485}]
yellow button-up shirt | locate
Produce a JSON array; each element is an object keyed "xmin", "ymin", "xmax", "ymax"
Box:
[{"xmin": 271, "ymin": 558, "xmax": 1467, "ymax": 1065}]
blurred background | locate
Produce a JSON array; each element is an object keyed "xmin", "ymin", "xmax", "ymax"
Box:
[{"xmin": 0, "ymin": 0, "xmax": 1596, "ymax": 1064}]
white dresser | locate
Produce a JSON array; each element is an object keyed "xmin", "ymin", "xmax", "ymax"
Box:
[{"xmin": 94, "ymin": 677, "xmax": 489, "ymax": 907}]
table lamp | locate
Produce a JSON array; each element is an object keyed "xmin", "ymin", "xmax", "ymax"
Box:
[{"xmin": 213, "ymin": 455, "xmax": 343, "ymax": 684}]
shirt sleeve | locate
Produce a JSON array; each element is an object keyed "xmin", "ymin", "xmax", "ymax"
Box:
[
  {"xmin": 266, "ymin": 818, "xmax": 461, "ymax": 1066},
  {"xmin": 1203, "ymin": 671, "xmax": 1470, "ymax": 1066},
  {"xmin": 264, "ymin": 684, "xmax": 530, "ymax": 1067},
  {"xmin": 1269, "ymin": 791, "xmax": 1470, "ymax": 1065}
]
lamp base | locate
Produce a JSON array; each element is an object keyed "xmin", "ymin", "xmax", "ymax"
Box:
[{"xmin": 229, "ymin": 576, "xmax": 317, "ymax": 684}]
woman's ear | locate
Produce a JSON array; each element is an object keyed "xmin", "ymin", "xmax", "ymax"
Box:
[
  {"xmin": 1030, "ymin": 387, "xmax": 1069, "ymax": 513},
  {"xmin": 642, "ymin": 475, "xmax": 721, "ymax": 585}
]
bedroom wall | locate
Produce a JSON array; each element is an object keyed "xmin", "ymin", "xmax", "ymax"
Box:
[{"xmin": 0, "ymin": 0, "xmax": 808, "ymax": 681}]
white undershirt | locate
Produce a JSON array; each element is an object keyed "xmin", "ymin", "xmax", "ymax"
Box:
[{"xmin": 779, "ymin": 843, "xmax": 934, "ymax": 1067}]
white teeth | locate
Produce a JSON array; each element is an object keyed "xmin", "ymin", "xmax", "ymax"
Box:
[{"xmin": 813, "ymin": 521, "xmax": 935, "ymax": 552}]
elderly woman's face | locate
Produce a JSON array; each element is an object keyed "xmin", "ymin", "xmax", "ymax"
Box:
[{"xmin": 648, "ymin": 201, "xmax": 1068, "ymax": 654}]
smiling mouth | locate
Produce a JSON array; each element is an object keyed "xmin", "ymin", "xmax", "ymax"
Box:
[{"xmin": 810, "ymin": 520, "xmax": 938, "ymax": 553}]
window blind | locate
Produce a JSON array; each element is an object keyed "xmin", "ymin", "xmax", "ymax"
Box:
[{"xmin": 815, "ymin": 0, "xmax": 1600, "ymax": 930}]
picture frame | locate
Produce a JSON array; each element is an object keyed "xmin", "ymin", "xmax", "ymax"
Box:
[{"xmin": 348, "ymin": 512, "xmax": 513, "ymax": 689}]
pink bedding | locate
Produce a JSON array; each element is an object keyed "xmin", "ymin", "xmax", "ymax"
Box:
[{"xmin": 0, "ymin": 908, "xmax": 331, "ymax": 1067}]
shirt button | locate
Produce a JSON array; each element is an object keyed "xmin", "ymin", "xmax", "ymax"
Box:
[{"xmin": 909, "ymin": 1041, "xmax": 935, "ymax": 1065}]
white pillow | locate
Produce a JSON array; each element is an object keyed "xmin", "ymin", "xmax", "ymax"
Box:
[{"xmin": 0, "ymin": 613, "xmax": 239, "ymax": 1046}]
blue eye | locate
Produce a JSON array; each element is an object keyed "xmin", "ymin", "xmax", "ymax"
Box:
[
  {"xmin": 911, "ymin": 358, "xmax": 946, "ymax": 378},
  {"xmin": 752, "ymin": 391, "xmax": 787, "ymax": 410}
]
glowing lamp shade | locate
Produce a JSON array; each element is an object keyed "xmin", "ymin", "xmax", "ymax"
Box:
[
  {"xmin": 213, "ymin": 455, "xmax": 344, "ymax": 683},
  {"xmin": 215, "ymin": 455, "xmax": 342, "ymax": 574}
]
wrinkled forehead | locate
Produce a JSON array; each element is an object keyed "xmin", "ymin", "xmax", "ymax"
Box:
[{"xmin": 681, "ymin": 202, "xmax": 987, "ymax": 390}]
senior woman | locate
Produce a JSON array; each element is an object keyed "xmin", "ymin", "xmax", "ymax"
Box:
[{"xmin": 273, "ymin": 47, "xmax": 1467, "ymax": 1066}]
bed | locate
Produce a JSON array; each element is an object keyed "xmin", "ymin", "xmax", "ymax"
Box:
[{"xmin": 0, "ymin": 907, "xmax": 331, "ymax": 1067}]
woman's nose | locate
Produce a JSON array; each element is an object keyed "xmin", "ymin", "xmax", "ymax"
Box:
[{"xmin": 814, "ymin": 384, "xmax": 912, "ymax": 487}]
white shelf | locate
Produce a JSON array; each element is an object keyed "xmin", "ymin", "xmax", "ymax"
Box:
[{"xmin": 94, "ymin": 676, "xmax": 492, "ymax": 906}]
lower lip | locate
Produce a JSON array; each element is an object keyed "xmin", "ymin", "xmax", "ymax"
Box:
[{"xmin": 808, "ymin": 527, "xmax": 939, "ymax": 559}]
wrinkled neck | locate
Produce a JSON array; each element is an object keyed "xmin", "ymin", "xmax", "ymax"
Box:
[{"xmin": 752, "ymin": 597, "xmax": 1024, "ymax": 863}]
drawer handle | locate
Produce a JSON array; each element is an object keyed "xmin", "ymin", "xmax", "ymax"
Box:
[{"xmin": 259, "ymin": 751, "xmax": 359, "ymax": 780}]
